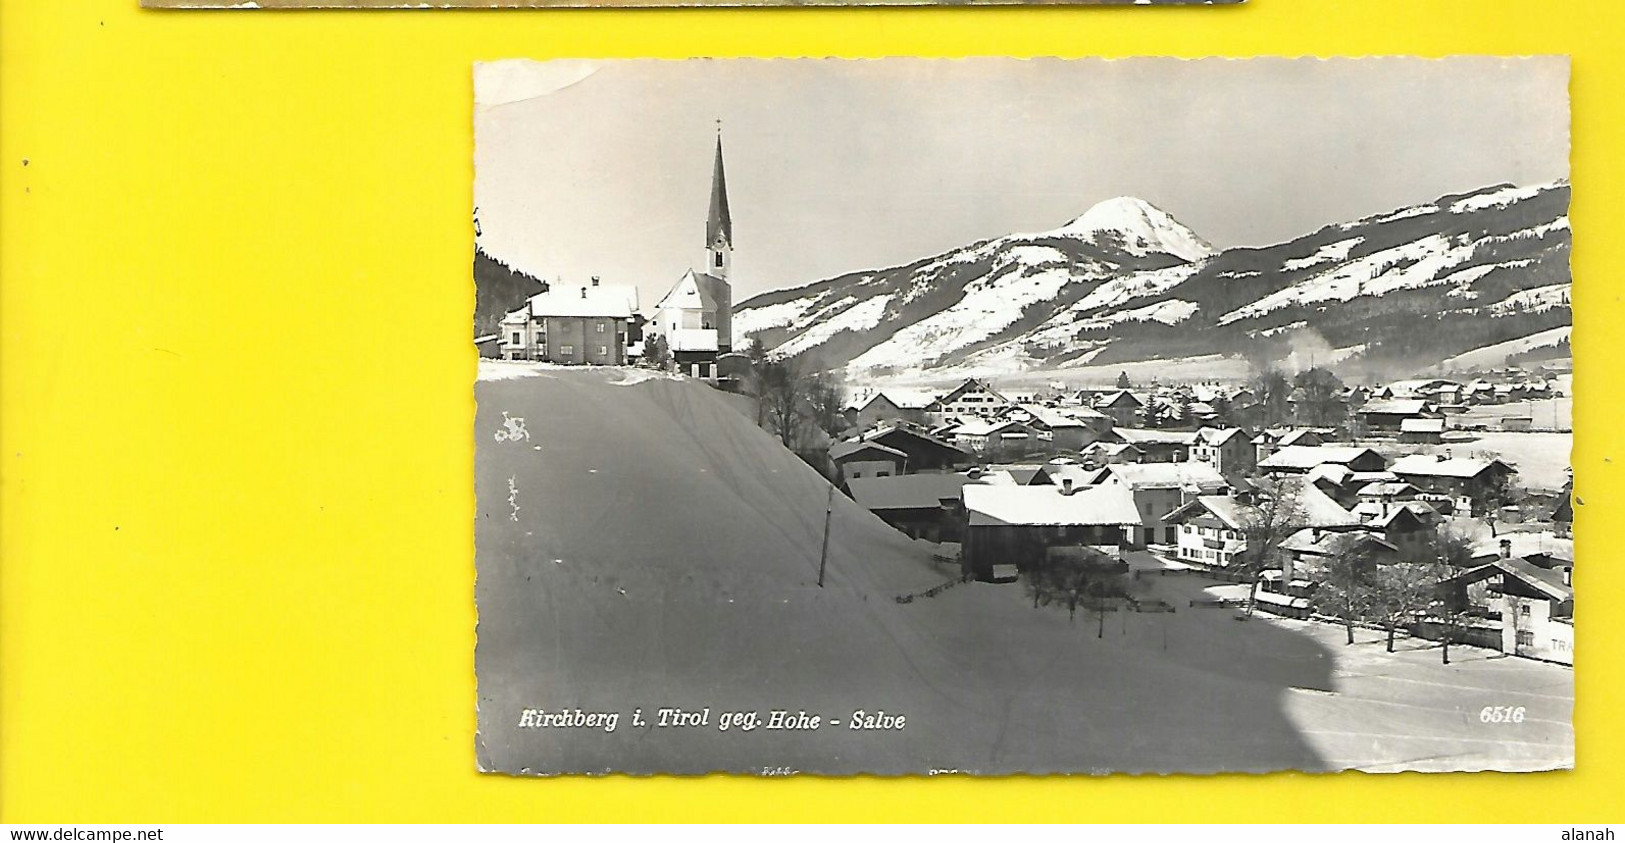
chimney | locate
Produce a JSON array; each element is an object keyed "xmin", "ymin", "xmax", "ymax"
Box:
[
  {"xmin": 591, "ymin": 275, "xmax": 601, "ymax": 287},
  {"xmin": 1061, "ymin": 478, "xmax": 1076, "ymax": 496},
  {"xmin": 1436, "ymin": 452, "xmax": 1448, "ymax": 462},
  {"xmin": 1561, "ymin": 566, "xmax": 1572, "ymax": 586},
  {"xmin": 1499, "ymin": 538, "xmax": 1512, "ymax": 559},
  {"xmin": 581, "ymin": 287, "xmax": 588, "ymax": 299}
]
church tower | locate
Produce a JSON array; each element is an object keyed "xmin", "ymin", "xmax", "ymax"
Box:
[{"xmin": 705, "ymin": 130, "xmax": 733, "ymax": 281}]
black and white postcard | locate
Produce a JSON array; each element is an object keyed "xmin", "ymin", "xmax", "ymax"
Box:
[{"xmin": 473, "ymin": 57, "xmax": 1574, "ymax": 775}]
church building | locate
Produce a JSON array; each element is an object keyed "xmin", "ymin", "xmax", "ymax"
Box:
[{"xmin": 650, "ymin": 132, "xmax": 735, "ymax": 380}]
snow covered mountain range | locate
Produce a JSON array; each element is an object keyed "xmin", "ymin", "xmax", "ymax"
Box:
[{"xmin": 734, "ymin": 183, "xmax": 1571, "ymax": 381}]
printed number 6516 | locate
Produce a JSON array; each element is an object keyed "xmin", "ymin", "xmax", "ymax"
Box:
[{"xmin": 1479, "ymin": 705, "xmax": 1526, "ymax": 724}]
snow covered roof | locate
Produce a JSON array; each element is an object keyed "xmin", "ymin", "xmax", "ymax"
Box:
[
  {"xmin": 1281, "ymin": 527, "xmax": 1396, "ymax": 557},
  {"xmin": 1194, "ymin": 427, "xmax": 1245, "ymax": 446},
  {"xmin": 1164, "ymin": 495, "xmax": 1251, "ymax": 530},
  {"xmin": 963, "ymin": 483, "xmax": 1141, "ymax": 528},
  {"xmin": 1360, "ymin": 399, "xmax": 1432, "ymax": 416},
  {"xmin": 1306, "ymin": 463, "xmax": 1354, "ymax": 486},
  {"xmin": 932, "ymin": 378, "xmax": 1013, "ymax": 408},
  {"xmin": 511, "ymin": 283, "xmax": 639, "ymax": 320},
  {"xmin": 1113, "ymin": 428, "xmax": 1196, "ymax": 446},
  {"xmin": 1044, "ymin": 465, "xmax": 1109, "ymax": 488},
  {"xmin": 1350, "ymin": 501, "xmax": 1430, "ymax": 529},
  {"xmin": 952, "ymin": 419, "xmax": 1034, "ymax": 438},
  {"xmin": 864, "ymin": 389, "xmax": 938, "ymax": 411},
  {"xmin": 1358, "ymin": 481, "xmax": 1420, "ymax": 498},
  {"xmin": 1466, "ymin": 558, "xmax": 1572, "ymax": 602},
  {"xmin": 1470, "ymin": 532, "xmax": 1574, "ymax": 565},
  {"xmin": 848, "ymin": 473, "xmax": 978, "ymax": 512},
  {"xmin": 1258, "ymin": 445, "xmax": 1383, "ymax": 471},
  {"xmin": 1391, "ymin": 453, "xmax": 1513, "ymax": 479},
  {"xmin": 1401, "ymin": 418, "xmax": 1446, "ymax": 434},
  {"xmin": 1097, "ymin": 462, "xmax": 1228, "ymax": 491},
  {"xmin": 1012, "ymin": 404, "xmax": 1095, "ymax": 429},
  {"xmin": 1094, "ymin": 390, "xmax": 1144, "ymax": 409},
  {"xmin": 655, "ymin": 269, "xmax": 727, "ymax": 314}
]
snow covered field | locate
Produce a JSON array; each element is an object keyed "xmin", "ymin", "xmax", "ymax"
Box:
[{"xmin": 475, "ymin": 368, "xmax": 1572, "ymax": 774}]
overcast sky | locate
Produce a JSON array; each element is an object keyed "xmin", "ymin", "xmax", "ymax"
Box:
[{"xmin": 473, "ymin": 56, "xmax": 1568, "ymax": 306}]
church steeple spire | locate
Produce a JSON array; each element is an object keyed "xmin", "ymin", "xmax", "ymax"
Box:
[{"xmin": 705, "ymin": 123, "xmax": 732, "ymax": 279}]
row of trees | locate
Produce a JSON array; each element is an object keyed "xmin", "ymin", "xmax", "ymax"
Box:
[{"xmin": 1023, "ymin": 549, "xmax": 1137, "ymax": 640}]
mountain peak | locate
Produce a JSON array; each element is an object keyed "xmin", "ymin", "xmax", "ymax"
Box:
[{"xmin": 1053, "ymin": 196, "xmax": 1216, "ymax": 264}]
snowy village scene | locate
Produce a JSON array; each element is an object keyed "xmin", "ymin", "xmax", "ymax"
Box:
[{"xmin": 472, "ymin": 57, "xmax": 1575, "ymax": 775}]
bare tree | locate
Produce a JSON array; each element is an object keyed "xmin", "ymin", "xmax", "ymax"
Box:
[
  {"xmin": 1309, "ymin": 535, "xmax": 1380, "ymax": 645},
  {"xmin": 1429, "ymin": 523, "xmax": 1480, "ymax": 664},
  {"xmin": 1023, "ymin": 549, "xmax": 1131, "ymax": 638},
  {"xmin": 805, "ymin": 367, "xmax": 847, "ymax": 440},
  {"xmin": 758, "ymin": 357, "xmax": 806, "ymax": 450},
  {"xmin": 1235, "ymin": 478, "xmax": 1309, "ymax": 618},
  {"xmin": 1371, "ymin": 560, "xmax": 1450, "ymax": 653}
]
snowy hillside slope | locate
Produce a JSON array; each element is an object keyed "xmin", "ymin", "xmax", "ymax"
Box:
[{"xmin": 737, "ymin": 182, "xmax": 1570, "ymax": 380}]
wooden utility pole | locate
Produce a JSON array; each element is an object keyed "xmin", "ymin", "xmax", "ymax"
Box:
[{"xmin": 817, "ymin": 484, "xmax": 834, "ymax": 588}]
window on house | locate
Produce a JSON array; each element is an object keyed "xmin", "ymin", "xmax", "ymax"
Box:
[
  {"xmin": 596, "ymin": 323, "xmax": 606, "ymax": 333},
  {"xmin": 714, "ymin": 252, "xmax": 724, "ymax": 268},
  {"xmin": 597, "ymin": 346, "xmax": 608, "ymax": 356},
  {"xmin": 561, "ymin": 345, "xmax": 574, "ymax": 355},
  {"xmin": 535, "ymin": 332, "xmax": 544, "ymax": 344}
]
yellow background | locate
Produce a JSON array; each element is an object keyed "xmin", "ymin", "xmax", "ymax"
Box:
[{"xmin": 2, "ymin": 0, "xmax": 1620, "ymax": 823}]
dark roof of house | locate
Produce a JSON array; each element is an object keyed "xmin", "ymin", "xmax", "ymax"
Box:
[
  {"xmin": 829, "ymin": 440, "xmax": 907, "ymax": 462},
  {"xmin": 864, "ymin": 425, "xmax": 969, "ymax": 456}
]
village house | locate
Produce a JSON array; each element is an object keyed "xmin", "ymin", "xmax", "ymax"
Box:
[
  {"xmin": 1350, "ymin": 503, "xmax": 1438, "ymax": 562},
  {"xmin": 959, "ymin": 481, "xmax": 1141, "ymax": 581},
  {"xmin": 1161, "ymin": 495, "xmax": 1252, "ymax": 569},
  {"xmin": 1080, "ymin": 441, "xmax": 1145, "ymax": 467},
  {"xmin": 1093, "ymin": 390, "xmax": 1146, "ymax": 427},
  {"xmin": 1257, "ymin": 445, "xmax": 1388, "ymax": 476},
  {"xmin": 1279, "ymin": 527, "xmax": 1401, "ymax": 581},
  {"xmin": 847, "ymin": 472, "xmax": 984, "ymax": 544},
  {"xmin": 1002, "ymin": 404, "xmax": 1112, "ymax": 451},
  {"xmin": 1252, "ymin": 428, "xmax": 1326, "ymax": 465},
  {"xmin": 1112, "ymin": 428, "xmax": 1196, "ymax": 463},
  {"xmin": 1390, "ymin": 453, "xmax": 1517, "ymax": 518},
  {"xmin": 1356, "ymin": 398, "xmax": 1435, "ymax": 434},
  {"xmin": 951, "ymin": 418, "xmax": 1044, "ymax": 457},
  {"xmin": 853, "ymin": 424, "xmax": 971, "ymax": 474},
  {"xmin": 1399, "ymin": 417, "xmax": 1447, "ymax": 444},
  {"xmin": 828, "ymin": 440, "xmax": 908, "ymax": 483},
  {"xmin": 849, "ymin": 389, "xmax": 937, "ymax": 431},
  {"xmin": 926, "ymin": 378, "xmax": 1017, "ymax": 424},
  {"xmin": 1091, "ymin": 461, "xmax": 1229, "ymax": 546},
  {"xmin": 1469, "ymin": 533, "xmax": 1574, "ymax": 570},
  {"xmin": 499, "ymin": 279, "xmax": 640, "ymax": 365},
  {"xmin": 1188, "ymin": 427, "xmax": 1256, "ymax": 478},
  {"xmin": 1164, "ymin": 478, "xmax": 1359, "ymax": 571},
  {"xmin": 1445, "ymin": 554, "xmax": 1574, "ymax": 665}
]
